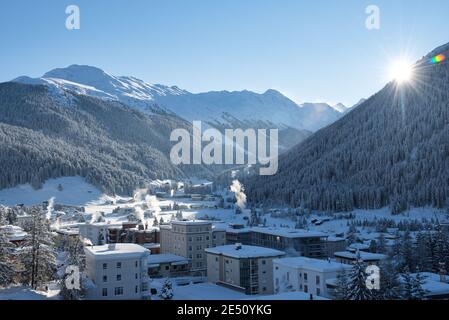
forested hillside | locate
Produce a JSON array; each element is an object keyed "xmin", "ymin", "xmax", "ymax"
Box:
[
  {"xmin": 0, "ymin": 83, "xmax": 212, "ymax": 195},
  {"xmin": 245, "ymin": 44, "xmax": 449, "ymax": 213}
]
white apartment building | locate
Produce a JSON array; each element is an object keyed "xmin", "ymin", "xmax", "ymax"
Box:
[
  {"xmin": 84, "ymin": 243, "xmax": 150, "ymax": 300},
  {"xmin": 273, "ymin": 257, "xmax": 352, "ymax": 299},
  {"xmin": 160, "ymin": 220, "xmax": 226, "ymax": 275},
  {"xmin": 78, "ymin": 222, "xmax": 112, "ymax": 245},
  {"xmin": 206, "ymin": 244, "xmax": 285, "ymax": 295}
]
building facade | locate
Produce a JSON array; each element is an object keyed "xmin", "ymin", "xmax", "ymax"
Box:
[
  {"xmin": 206, "ymin": 244, "xmax": 285, "ymax": 295},
  {"xmin": 84, "ymin": 243, "xmax": 150, "ymax": 300},
  {"xmin": 273, "ymin": 257, "xmax": 351, "ymax": 298},
  {"xmin": 226, "ymin": 226, "xmax": 328, "ymax": 258}
]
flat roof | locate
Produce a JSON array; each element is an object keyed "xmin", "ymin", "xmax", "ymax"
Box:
[
  {"xmin": 147, "ymin": 254, "xmax": 189, "ymax": 265},
  {"xmin": 273, "ymin": 257, "xmax": 352, "ymax": 273},
  {"xmin": 205, "ymin": 245, "xmax": 285, "ymax": 259},
  {"xmin": 85, "ymin": 243, "xmax": 149, "ymax": 259},
  {"xmin": 334, "ymin": 251, "xmax": 386, "ymax": 261},
  {"xmin": 251, "ymin": 227, "xmax": 328, "ymax": 239},
  {"xmin": 247, "ymin": 292, "xmax": 329, "ymax": 301},
  {"xmin": 171, "ymin": 220, "xmax": 212, "ymax": 226},
  {"xmin": 225, "ymin": 226, "xmax": 328, "ymax": 238}
]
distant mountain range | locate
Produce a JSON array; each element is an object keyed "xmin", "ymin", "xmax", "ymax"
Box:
[
  {"xmin": 244, "ymin": 42, "xmax": 449, "ymax": 213},
  {"xmin": 14, "ymin": 64, "xmax": 349, "ymax": 132},
  {"xmin": 1, "ymin": 65, "xmax": 359, "ymax": 195}
]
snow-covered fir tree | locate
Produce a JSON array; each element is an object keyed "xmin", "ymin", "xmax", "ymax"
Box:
[
  {"xmin": 376, "ymin": 260, "xmax": 402, "ymax": 300},
  {"xmin": 18, "ymin": 207, "xmax": 57, "ymax": 289},
  {"xmin": 0, "ymin": 227, "xmax": 16, "ymax": 287},
  {"xmin": 346, "ymin": 254, "xmax": 377, "ymax": 300},
  {"xmin": 333, "ymin": 270, "xmax": 350, "ymax": 300},
  {"xmin": 401, "ymin": 268, "xmax": 428, "ymax": 300},
  {"xmin": 160, "ymin": 279, "xmax": 174, "ymax": 300},
  {"xmin": 59, "ymin": 237, "xmax": 86, "ymax": 300}
]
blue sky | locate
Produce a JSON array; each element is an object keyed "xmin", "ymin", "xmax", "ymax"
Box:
[{"xmin": 0, "ymin": 0, "xmax": 448, "ymax": 106}]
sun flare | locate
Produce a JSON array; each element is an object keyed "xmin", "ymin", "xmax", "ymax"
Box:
[{"xmin": 390, "ymin": 59, "xmax": 414, "ymax": 84}]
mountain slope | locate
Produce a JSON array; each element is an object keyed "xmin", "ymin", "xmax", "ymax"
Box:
[
  {"xmin": 0, "ymin": 82, "xmax": 213, "ymax": 195},
  {"xmin": 14, "ymin": 65, "xmax": 344, "ymax": 132},
  {"xmin": 245, "ymin": 43, "xmax": 449, "ymax": 213}
]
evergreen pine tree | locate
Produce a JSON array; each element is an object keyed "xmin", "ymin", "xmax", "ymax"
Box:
[
  {"xmin": 160, "ymin": 279, "xmax": 174, "ymax": 300},
  {"xmin": 0, "ymin": 227, "xmax": 16, "ymax": 287},
  {"xmin": 346, "ymin": 254, "xmax": 376, "ymax": 300},
  {"xmin": 18, "ymin": 207, "xmax": 57, "ymax": 289}
]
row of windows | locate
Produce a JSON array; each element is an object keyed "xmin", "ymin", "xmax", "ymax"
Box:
[
  {"xmin": 101, "ymin": 283, "xmax": 148, "ymax": 297},
  {"xmin": 102, "ymin": 273, "xmax": 141, "ymax": 282},
  {"xmin": 102, "ymin": 261, "xmax": 140, "ymax": 270}
]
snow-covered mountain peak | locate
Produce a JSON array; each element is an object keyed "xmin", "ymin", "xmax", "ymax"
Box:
[
  {"xmin": 331, "ymin": 103, "xmax": 348, "ymax": 113},
  {"xmin": 12, "ymin": 65, "xmax": 349, "ymax": 132}
]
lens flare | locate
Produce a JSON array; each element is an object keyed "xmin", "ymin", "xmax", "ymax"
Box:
[
  {"xmin": 390, "ymin": 59, "xmax": 414, "ymax": 84},
  {"xmin": 430, "ymin": 54, "xmax": 446, "ymax": 64}
]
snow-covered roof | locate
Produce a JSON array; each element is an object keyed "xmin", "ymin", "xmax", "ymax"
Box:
[
  {"xmin": 334, "ymin": 251, "xmax": 386, "ymax": 261},
  {"xmin": 348, "ymin": 243, "xmax": 370, "ymax": 251},
  {"xmin": 205, "ymin": 245, "xmax": 285, "ymax": 259},
  {"xmin": 327, "ymin": 236, "xmax": 346, "ymax": 242},
  {"xmin": 85, "ymin": 243, "xmax": 149, "ymax": 259},
  {"xmin": 273, "ymin": 257, "xmax": 352, "ymax": 273},
  {"xmin": 171, "ymin": 220, "xmax": 212, "ymax": 226},
  {"xmin": 147, "ymin": 254, "xmax": 189, "ymax": 265},
  {"xmin": 56, "ymin": 228, "xmax": 79, "ymax": 236},
  {"xmin": 142, "ymin": 243, "xmax": 160, "ymax": 249},
  {"xmin": 247, "ymin": 292, "xmax": 329, "ymax": 301},
  {"xmin": 225, "ymin": 226, "xmax": 328, "ymax": 238},
  {"xmin": 251, "ymin": 227, "xmax": 328, "ymax": 239},
  {"xmin": 0, "ymin": 225, "xmax": 27, "ymax": 241}
]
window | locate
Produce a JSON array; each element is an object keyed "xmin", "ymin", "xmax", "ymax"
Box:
[
  {"xmin": 135, "ymin": 285, "xmax": 139, "ymax": 293},
  {"xmin": 317, "ymin": 288, "xmax": 321, "ymax": 296},
  {"xmin": 102, "ymin": 288, "xmax": 108, "ymax": 297},
  {"xmin": 135, "ymin": 261, "xmax": 138, "ymax": 268},
  {"xmin": 142, "ymin": 282, "xmax": 148, "ymax": 292},
  {"xmin": 103, "ymin": 263, "xmax": 108, "ymax": 270},
  {"xmin": 263, "ymin": 287, "xmax": 267, "ymax": 292},
  {"xmin": 304, "ymin": 285, "xmax": 308, "ymax": 293},
  {"xmin": 316, "ymin": 276, "xmax": 320, "ymax": 285},
  {"xmin": 304, "ymin": 273, "xmax": 308, "ymax": 281},
  {"xmin": 215, "ymin": 257, "xmax": 218, "ymax": 262},
  {"xmin": 114, "ymin": 287, "xmax": 124, "ymax": 296},
  {"xmin": 189, "ymin": 246, "xmax": 192, "ymax": 251},
  {"xmin": 135, "ymin": 273, "xmax": 138, "ymax": 279},
  {"xmin": 103, "ymin": 275, "xmax": 107, "ymax": 283},
  {"xmin": 262, "ymin": 260, "xmax": 266, "ymax": 265},
  {"xmin": 116, "ymin": 262, "xmax": 122, "ymax": 269},
  {"xmin": 206, "ymin": 236, "xmax": 210, "ymax": 241},
  {"xmin": 165, "ymin": 266, "xmax": 169, "ymax": 270},
  {"xmin": 116, "ymin": 274, "xmax": 122, "ymax": 281}
]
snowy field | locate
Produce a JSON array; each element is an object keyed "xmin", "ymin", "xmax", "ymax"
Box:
[
  {"xmin": 0, "ymin": 176, "xmax": 102, "ymax": 207},
  {"xmin": 0, "ymin": 286, "xmax": 60, "ymax": 300}
]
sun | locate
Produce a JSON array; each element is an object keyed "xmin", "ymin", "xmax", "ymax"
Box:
[{"xmin": 390, "ymin": 59, "xmax": 414, "ymax": 84}]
